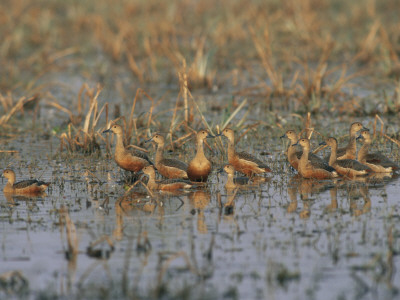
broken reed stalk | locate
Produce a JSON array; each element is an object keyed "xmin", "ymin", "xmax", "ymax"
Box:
[
  {"xmin": 126, "ymin": 88, "xmax": 141, "ymax": 144},
  {"xmin": 0, "ymin": 97, "xmax": 26, "ymax": 126},
  {"xmin": 135, "ymin": 89, "xmax": 155, "ymax": 142},
  {"xmin": 221, "ymin": 98, "xmax": 248, "ymax": 130},
  {"xmin": 59, "ymin": 206, "xmax": 79, "ymax": 256},
  {"xmin": 374, "ymin": 114, "xmax": 400, "ymax": 147},
  {"xmin": 373, "ymin": 114, "xmax": 384, "ymax": 138},
  {"xmin": 179, "ymin": 59, "xmax": 189, "ymax": 123}
]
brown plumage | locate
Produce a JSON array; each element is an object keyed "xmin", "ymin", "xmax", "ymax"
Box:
[
  {"xmin": 3, "ymin": 169, "xmax": 50, "ymax": 195},
  {"xmin": 223, "ymin": 164, "xmax": 238, "ymax": 190},
  {"xmin": 187, "ymin": 130, "xmax": 214, "ymax": 182},
  {"xmin": 357, "ymin": 130, "xmax": 397, "ymax": 173},
  {"xmin": 103, "ymin": 124, "xmax": 152, "ymax": 172},
  {"xmin": 281, "ymin": 130, "xmax": 335, "ymax": 172},
  {"xmin": 325, "ymin": 122, "xmax": 367, "ymax": 161},
  {"xmin": 321, "ymin": 137, "xmax": 371, "ymax": 177},
  {"xmin": 146, "ymin": 133, "xmax": 189, "ymax": 179},
  {"xmin": 294, "ymin": 139, "xmax": 338, "ymax": 179},
  {"xmin": 142, "ymin": 165, "xmax": 193, "ymax": 191},
  {"xmin": 217, "ymin": 128, "xmax": 271, "ymax": 177}
]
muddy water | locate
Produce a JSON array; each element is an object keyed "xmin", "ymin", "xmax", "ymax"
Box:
[{"xmin": 1, "ymin": 124, "xmax": 400, "ymax": 300}]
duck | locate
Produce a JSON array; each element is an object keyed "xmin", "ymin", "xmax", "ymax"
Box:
[
  {"xmin": 103, "ymin": 124, "xmax": 152, "ymax": 172},
  {"xmin": 146, "ymin": 133, "xmax": 189, "ymax": 179},
  {"xmin": 187, "ymin": 130, "xmax": 214, "ymax": 182},
  {"xmin": 294, "ymin": 139, "xmax": 338, "ymax": 179},
  {"xmin": 3, "ymin": 169, "xmax": 50, "ymax": 195},
  {"xmin": 357, "ymin": 130, "xmax": 398, "ymax": 172},
  {"xmin": 217, "ymin": 128, "xmax": 271, "ymax": 177},
  {"xmin": 320, "ymin": 137, "xmax": 371, "ymax": 177},
  {"xmin": 325, "ymin": 122, "xmax": 367, "ymax": 161},
  {"xmin": 281, "ymin": 129, "xmax": 335, "ymax": 173},
  {"xmin": 141, "ymin": 165, "xmax": 193, "ymax": 191}
]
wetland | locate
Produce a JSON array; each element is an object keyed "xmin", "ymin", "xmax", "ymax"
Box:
[{"xmin": 1, "ymin": 0, "xmax": 400, "ymax": 299}]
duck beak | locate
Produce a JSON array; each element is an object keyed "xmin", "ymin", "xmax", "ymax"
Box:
[
  {"xmin": 103, "ymin": 128, "xmax": 111, "ymax": 134},
  {"xmin": 206, "ymin": 134, "xmax": 215, "ymax": 139},
  {"xmin": 362, "ymin": 127, "xmax": 370, "ymax": 132},
  {"xmin": 280, "ymin": 134, "xmax": 287, "ymax": 139},
  {"xmin": 319, "ymin": 141, "xmax": 327, "ymax": 146},
  {"xmin": 215, "ymin": 132, "xmax": 224, "ymax": 137},
  {"xmin": 144, "ymin": 137, "xmax": 153, "ymax": 143},
  {"xmin": 356, "ymin": 135, "xmax": 363, "ymax": 141},
  {"xmin": 292, "ymin": 142, "xmax": 298, "ymax": 146}
]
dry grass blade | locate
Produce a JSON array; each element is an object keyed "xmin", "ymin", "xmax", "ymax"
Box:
[
  {"xmin": 127, "ymin": 52, "xmax": 145, "ymax": 83},
  {"xmin": 221, "ymin": 98, "xmax": 247, "ymax": 130},
  {"xmin": 250, "ymin": 26, "xmax": 284, "ymax": 95},
  {"xmin": 83, "ymin": 85, "xmax": 102, "ymax": 134},
  {"xmin": 0, "ymin": 97, "xmax": 26, "ymax": 126},
  {"xmin": 188, "ymin": 91, "xmax": 213, "ymax": 133},
  {"xmin": 373, "ymin": 114, "xmax": 385, "ymax": 138},
  {"xmin": 374, "ymin": 114, "xmax": 400, "ymax": 147}
]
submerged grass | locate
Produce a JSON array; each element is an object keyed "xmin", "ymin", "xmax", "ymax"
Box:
[
  {"xmin": 1, "ymin": 0, "xmax": 400, "ymax": 123},
  {"xmin": 1, "ymin": 1, "xmax": 400, "ymax": 300}
]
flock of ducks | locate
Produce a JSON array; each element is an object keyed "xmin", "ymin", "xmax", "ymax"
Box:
[
  {"xmin": 2, "ymin": 122, "xmax": 399, "ymax": 195},
  {"xmin": 281, "ymin": 122, "xmax": 398, "ymax": 179}
]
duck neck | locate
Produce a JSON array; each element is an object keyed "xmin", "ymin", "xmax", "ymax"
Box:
[
  {"xmin": 155, "ymin": 142, "xmax": 165, "ymax": 164},
  {"xmin": 114, "ymin": 133, "xmax": 125, "ymax": 155},
  {"xmin": 226, "ymin": 173, "xmax": 235, "ymax": 186},
  {"xmin": 358, "ymin": 141, "xmax": 370, "ymax": 162},
  {"xmin": 287, "ymin": 138, "xmax": 298, "ymax": 159},
  {"xmin": 146, "ymin": 171, "xmax": 158, "ymax": 189},
  {"xmin": 346, "ymin": 130, "xmax": 357, "ymax": 156},
  {"xmin": 195, "ymin": 138, "xmax": 206, "ymax": 160},
  {"xmin": 346, "ymin": 136, "xmax": 356, "ymax": 156},
  {"xmin": 328, "ymin": 144, "xmax": 337, "ymax": 166},
  {"xmin": 6, "ymin": 173, "xmax": 16, "ymax": 185},
  {"xmin": 299, "ymin": 145, "xmax": 309, "ymax": 166},
  {"xmin": 227, "ymin": 141, "xmax": 236, "ymax": 161}
]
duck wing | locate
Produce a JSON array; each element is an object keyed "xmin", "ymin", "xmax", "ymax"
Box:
[
  {"xmin": 161, "ymin": 158, "xmax": 188, "ymax": 171},
  {"xmin": 160, "ymin": 178, "xmax": 191, "ymax": 185},
  {"xmin": 13, "ymin": 180, "xmax": 41, "ymax": 189},
  {"xmin": 309, "ymin": 153, "xmax": 336, "ymax": 172},
  {"xmin": 366, "ymin": 153, "xmax": 399, "ymax": 170},
  {"xmin": 336, "ymin": 159, "xmax": 369, "ymax": 171},
  {"xmin": 237, "ymin": 151, "xmax": 268, "ymax": 168},
  {"xmin": 130, "ymin": 149, "xmax": 153, "ymax": 164}
]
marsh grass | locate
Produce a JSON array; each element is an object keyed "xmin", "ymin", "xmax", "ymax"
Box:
[
  {"xmin": 2, "ymin": 1, "xmax": 400, "ymax": 299},
  {"xmin": 2, "ymin": 0, "xmax": 400, "ymax": 120},
  {"xmin": 53, "ymin": 84, "xmax": 107, "ymax": 154}
]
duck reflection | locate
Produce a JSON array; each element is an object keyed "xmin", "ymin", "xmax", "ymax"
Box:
[
  {"xmin": 325, "ymin": 186, "xmax": 338, "ymax": 212},
  {"xmin": 114, "ymin": 191, "xmax": 162, "ymax": 241},
  {"xmin": 189, "ymin": 190, "xmax": 211, "ymax": 234},
  {"xmin": 349, "ymin": 184, "xmax": 371, "ymax": 217},
  {"xmin": 286, "ymin": 175, "xmax": 334, "ymax": 218},
  {"xmin": 221, "ymin": 164, "xmax": 268, "ymax": 191},
  {"xmin": 2, "ymin": 192, "xmax": 44, "ymax": 213}
]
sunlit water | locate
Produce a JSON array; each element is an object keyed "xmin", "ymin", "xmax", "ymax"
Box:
[{"xmin": 1, "ymin": 127, "xmax": 400, "ymax": 300}]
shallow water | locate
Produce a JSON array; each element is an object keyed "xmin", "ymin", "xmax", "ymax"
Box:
[{"xmin": 1, "ymin": 128, "xmax": 400, "ymax": 300}]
